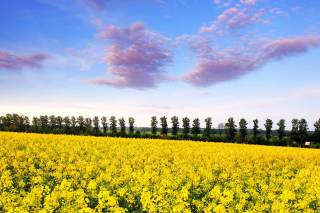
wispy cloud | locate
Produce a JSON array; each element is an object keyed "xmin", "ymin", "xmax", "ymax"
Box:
[{"xmin": 0, "ymin": 50, "xmax": 50, "ymax": 71}]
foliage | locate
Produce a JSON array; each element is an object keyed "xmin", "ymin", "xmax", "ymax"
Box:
[
  {"xmin": 239, "ymin": 118, "xmax": 248, "ymax": 142},
  {"xmin": 101, "ymin": 116, "xmax": 108, "ymax": 134},
  {"xmin": 264, "ymin": 118, "xmax": 273, "ymax": 139},
  {"xmin": 150, "ymin": 116, "xmax": 158, "ymax": 135},
  {"xmin": 298, "ymin": 118, "xmax": 308, "ymax": 144},
  {"xmin": 314, "ymin": 118, "xmax": 320, "ymax": 142},
  {"xmin": 277, "ymin": 119, "xmax": 286, "ymax": 140},
  {"xmin": 225, "ymin": 117, "xmax": 237, "ymax": 140},
  {"xmin": 160, "ymin": 116, "xmax": 168, "ymax": 135},
  {"xmin": 204, "ymin": 117, "xmax": 212, "ymax": 137},
  {"xmin": 182, "ymin": 117, "xmax": 190, "ymax": 134},
  {"xmin": 191, "ymin": 118, "xmax": 201, "ymax": 135},
  {"xmin": 93, "ymin": 116, "xmax": 100, "ymax": 133},
  {"xmin": 171, "ymin": 116, "xmax": 179, "ymax": 136},
  {"xmin": 290, "ymin": 119, "xmax": 299, "ymax": 142},
  {"xmin": 118, "ymin": 117, "xmax": 126, "ymax": 136},
  {"xmin": 109, "ymin": 116, "xmax": 117, "ymax": 134},
  {"xmin": 128, "ymin": 117, "xmax": 135, "ymax": 134}
]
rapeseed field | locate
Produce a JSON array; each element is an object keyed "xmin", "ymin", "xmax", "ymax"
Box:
[{"xmin": 0, "ymin": 132, "xmax": 319, "ymax": 212}]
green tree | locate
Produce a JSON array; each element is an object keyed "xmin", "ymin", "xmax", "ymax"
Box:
[
  {"xmin": 128, "ymin": 117, "xmax": 135, "ymax": 134},
  {"xmin": 253, "ymin": 119, "xmax": 260, "ymax": 140},
  {"xmin": 64, "ymin": 116, "xmax": 71, "ymax": 129},
  {"xmin": 101, "ymin": 116, "xmax": 108, "ymax": 134},
  {"xmin": 239, "ymin": 118, "xmax": 248, "ymax": 142},
  {"xmin": 93, "ymin": 116, "xmax": 100, "ymax": 133},
  {"xmin": 160, "ymin": 116, "xmax": 168, "ymax": 135},
  {"xmin": 314, "ymin": 118, "xmax": 320, "ymax": 142},
  {"xmin": 77, "ymin": 116, "xmax": 85, "ymax": 132},
  {"xmin": 40, "ymin": 115, "xmax": 49, "ymax": 128},
  {"xmin": 150, "ymin": 116, "xmax": 158, "ymax": 135},
  {"xmin": 56, "ymin": 116, "xmax": 63, "ymax": 130},
  {"xmin": 277, "ymin": 119, "xmax": 286, "ymax": 140},
  {"xmin": 182, "ymin": 117, "xmax": 190, "ymax": 134},
  {"xmin": 5, "ymin": 113, "xmax": 13, "ymax": 127},
  {"xmin": 191, "ymin": 118, "xmax": 201, "ymax": 136},
  {"xmin": 290, "ymin": 119, "xmax": 299, "ymax": 142},
  {"xmin": 118, "ymin": 117, "xmax": 126, "ymax": 135},
  {"xmin": 32, "ymin": 117, "xmax": 39, "ymax": 128},
  {"xmin": 25, "ymin": 116, "xmax": 30, "ymax": 129},
  {"xmin": 19, "ymin": 115, "xmax": 25, "ymax": 131},
  {"xmin": 85, "ymin": 118, "xmax": 92, "ymax": 129},
  {"xmin": 109, "ymin": 116, "xmax": 117, "ymax": 134},
  {"xmin": 49, "ymin": 115, "xmax": 56, "ymax": 130},
  {"xmin": 204, "ymin": 117, "xmax": 212, "ymax": 137},
  {"xmin": 298, "ymin": 118, "xmax": 308, "ymax": 144},
  {"xmin": 264, "ymin": 118, "xmax": 273, "ymax": 139},
  {"xmin": 171, "ymin": 116, "xmax": 179, "ymax": 135},
  {"xmin": 225, "ymin": 117, "xmax": 237, "ymax": 140},
  {"xmin": 71, "ymin": 116, "xmax": 77, "ymax": 128}
]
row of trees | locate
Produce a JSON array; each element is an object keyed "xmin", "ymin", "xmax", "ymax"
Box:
[
  {"xmin": 149, "ymin": 116, "xmax": 320, "ymax": 145},
  {"xmin": 1, "ymin": 113, "xmax": 320, "ymax": 146}
]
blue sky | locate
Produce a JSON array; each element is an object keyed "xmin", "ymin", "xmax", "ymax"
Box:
[{"xmin": 1, "ymin": 0, "xmax": 320, "ymax": 129}]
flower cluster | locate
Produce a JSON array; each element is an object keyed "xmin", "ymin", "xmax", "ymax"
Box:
[{"xmin": 0, "ymin": 132, "xmax": 319, "ymax": 212}]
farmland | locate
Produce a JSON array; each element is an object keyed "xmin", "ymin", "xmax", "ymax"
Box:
[{"xmin": 1, "ymin": 132, "xmax": 320, "ymax": 212}]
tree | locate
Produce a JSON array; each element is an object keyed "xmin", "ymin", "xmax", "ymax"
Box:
[
  {"xmin": 128, "ymin": 117, "xmax": 135, "ymax": 134},
  {"xmin": 277, "ymin": 119, "xmax": 286, "ymax": 140},
  {"xmin": 77, "ymin": 116, "xmax": 85, "ymax": 132},
  {"xmin": 239, "ymin": 118, "xmax": 248, "ymax": 142},
  {"xmin": 85, "ymin": 118, "xmax": 92, "ymax": 128},
  {"xmin": 171, "ymin": 116, "xmax": 179, "ymax": 135},
  {"xmin": 32, "ymin": 117, "xmax": 39, "ymax": 128},
  {"xmin": 5, "ymin": 113, "xmax": 12, "ymax": 127},
  {"xmin": 25, "ymin": 116, "xmax": 30, "ymax": 129},
  {"xmin": 191, "ymin": 118, "xmax": 201, "ymax": 136},
  {"xmin": 160, "ymin": 116, "xmax": 168, "ymax": 135},
  {"xmin": 182, "ymin": 117, "xmax": 190, "ymax": 134},
  {"xmin": 101, "ymin": 116, "xmax": 108, "ymax": 134},
  {"xmin": 40, "ymin": 115, "xmax": 49, "ymax": 128},
  {"xmin": 49, "ymin": 115, "xmax": 56, "ymax": 130},
  {"xmin": 56, "ymin": 116, "xmax": 63, "ymax": 130},
  {"xmin": 290, "ymin": 119, "xmax": 299, "ymax": 142},
  {"xmin": 93, "ymin": 116, "xmax": 100, "ymax": 133},
  {"xmin": 314, "ymin": 118, "xmax": 320, "ymax": 142},
  {"xmin": 19, "ymin": 115, "xmax": 25, "ymax": 131},
  {"xmin": 218, "ymin": 123, "xmax": 225, "ymax": 136},
  {"xmin": 150, "ymin": 116, "xmax": 158, "ymax": 135},
  {"xmin": 298, "ymin": 118, "xmax": 308, "ymax": 144},
  {"xmin": 253, "ymin": 119, "xmax": 260, "ymax": 140},
  {"xmin": 225, "ymin": 117, "xmax": 237, "ymax": 140},
  {"xmin": 71, "ymin": 116, "xmax": 77, "ymax": 128},
  {"xmin": 118, "ymin": 117, "xmax": 126, "ymax": 135},
  {"xmin": 264, "ymin": 118, "xmax": 273, "ymax": 139},
  {"xmin": 204, "ymin": 117, "xmax": 212, "ymax": 137},
  {"xmin": 64, "ymin": 116, "xmax": 71, "ymax": 129},
  {"xmin": 109, "ymin": 116, "xmax": 117, "ymax": 134}
]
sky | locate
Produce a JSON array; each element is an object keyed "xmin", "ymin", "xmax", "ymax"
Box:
[{"xmin": 1, "ymin": 0, "xmax": 320, "ymax": 129}]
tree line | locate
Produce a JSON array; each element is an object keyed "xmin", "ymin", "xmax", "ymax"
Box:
[{"xmin": 1, "ymin": 113, "xmax": 320, "ymax": 148}]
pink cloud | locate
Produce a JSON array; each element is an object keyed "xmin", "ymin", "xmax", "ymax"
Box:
[
  {"xmin": 199, "ymin": 24, "xmax": 218, "ymax": 33},
  {"xmin": 261, "ymin": 36, "xmax": 320, "ymax": 60},
  {"xmin": 65, "ymin": 48, "xmax": 89, "ymax": 56},
  {"xmin": 180, "ymin": 36, "xmax": 320, "ymax": 87},
  {"xmin": 84, "ymin": 23, "xmax": 173, "ymax": 90},
  {"xmin": 0, "ymin": 50, "xmax": 50, "ymax": 71}
]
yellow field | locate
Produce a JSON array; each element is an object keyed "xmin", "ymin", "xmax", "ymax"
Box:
[{"xmin": 0, "ymin": 132, "xmax": 319, "ymax": 212}]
